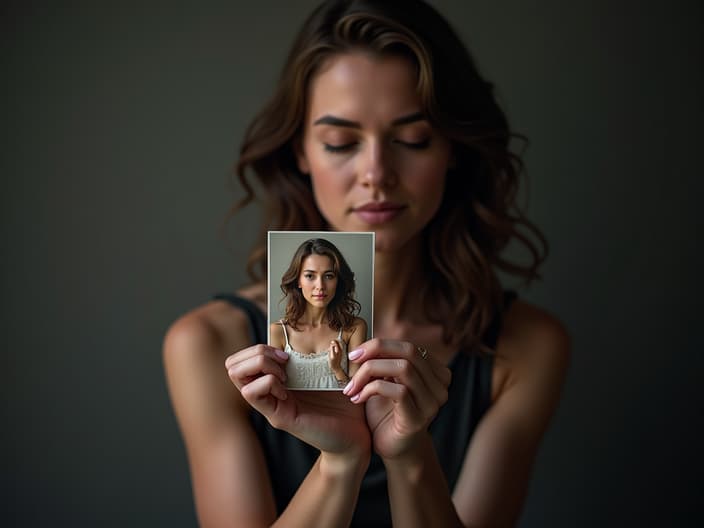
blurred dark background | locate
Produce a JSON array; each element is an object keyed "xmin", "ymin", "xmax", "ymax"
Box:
[{"xmin": 3, "ymin": 1, "xmax": 702, "ymax": 526}]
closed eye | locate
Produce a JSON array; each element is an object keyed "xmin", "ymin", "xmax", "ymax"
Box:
[
  {"xmin": 323, "ymin": 142, "xmax": 356, "ymax": 153},
  {"xmin": 395, "ymin": 138, "xmax": 431, "ymax": 150},
  {"xmin": 324, "ymin": 138, "xmax": 430, "ymax": 153}
]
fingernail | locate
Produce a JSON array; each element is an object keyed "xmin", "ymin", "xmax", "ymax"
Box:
[
  {"xmin": 274, "ymin": 349, "xmax": 289, "ymax": 360},
  {"xmin": 348, "ymin": 348, "xmax": 363, "ymax": 361},
  {"xmin": 342, "ymin": 380, "xmax": 353, "ymax": 395},
  {"xmin": 350, "ymin": 394, "xmax": 360, "ymax": 403}
]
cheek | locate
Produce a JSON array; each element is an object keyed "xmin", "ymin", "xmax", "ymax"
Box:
[
  {"xmin": 309, "ymin": 161, "xmax": 355, "ymax": 217},
  {"xmin": 403, "ymin": 157, "xmax": 448, "ymax": 197}
]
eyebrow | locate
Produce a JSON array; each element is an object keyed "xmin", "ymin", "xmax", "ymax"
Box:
[
  {"xmin": 312, "ymin": 111, "xmax": 426, "ymax": 128},
  {"xmin": 303, "ymin": 269, "xmax": 335, "ymax": 273}
]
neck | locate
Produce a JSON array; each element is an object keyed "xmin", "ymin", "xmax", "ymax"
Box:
[{"xmin": 301, "ymin": 305, "xmax": 329, "ymax": 327}]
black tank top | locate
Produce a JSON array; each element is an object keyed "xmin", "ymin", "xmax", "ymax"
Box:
[{"xmin": 214, "ymin": 291, "xmax": 517, "ymax": 527}]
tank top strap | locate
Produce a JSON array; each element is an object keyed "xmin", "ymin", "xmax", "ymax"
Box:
[
  {"xmin": 482, "ymin": 290, "xmax": 518, "ymax": 350},
  {"xmin": 337, "ymin": 326, "xmax": 343, "ymax": 340},
  {"xmin": 279, "ymin": 319, "xmax": 290, "ymax": 347},
  {"xmin": 213, "ymin": 293, "xmax": 266, "ymax": 344}
]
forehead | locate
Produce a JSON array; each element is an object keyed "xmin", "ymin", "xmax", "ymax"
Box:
[
  {"xmin": 306, "ymin": 52, "xmax": 420, "ymax": 124},
  {"xmin": 301, "ymin": 254, "xmax": 334, "ymax": 270}
]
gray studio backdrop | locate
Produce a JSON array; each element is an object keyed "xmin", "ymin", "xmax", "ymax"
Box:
[
  {"xmin": 268, "ymin": 231, "xmax": 374, "ymax": 337},
  {"xmin": 4, "ymin": 1, "xmax": 702, "ymax": 527}
]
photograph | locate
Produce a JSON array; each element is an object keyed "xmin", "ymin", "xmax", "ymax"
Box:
[{"xmin": 268, "ymin": 231, "xmax": 374, "ymax": 390}]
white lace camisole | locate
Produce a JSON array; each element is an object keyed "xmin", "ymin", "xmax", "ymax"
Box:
[{"xmin": 280, "ymin": 320, "xmax": 348, "ymax": 390}]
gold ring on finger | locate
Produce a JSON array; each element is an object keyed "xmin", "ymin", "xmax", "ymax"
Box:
[{"xmin": 417, "ymin": 346, "xmax": 429, "ymax": 360}]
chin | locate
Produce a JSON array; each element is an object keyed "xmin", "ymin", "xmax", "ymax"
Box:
[{"xmin": 372, "ymin": 229, "xmax": 421, "ymax": 254}]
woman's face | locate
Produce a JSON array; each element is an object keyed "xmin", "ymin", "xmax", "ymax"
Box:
[
  {"xmin": 298, "ymin": 254, "xmax": 338, "ymax": 309},
  {"xmin": 297, "ymin": 52, "xmax": 452, "ymax": 253}
]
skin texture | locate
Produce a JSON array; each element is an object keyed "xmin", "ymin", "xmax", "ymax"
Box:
[
  {"xmin": 163, "ymin": 52, "xmax": 570, "ymax": 527},
  {"xmin": 297, "ymin": 53, "xmax": 452, "ymax": 253},
  {"xmin": 298, "ymin": 255, "xmax": 338, "ymax": 311}
]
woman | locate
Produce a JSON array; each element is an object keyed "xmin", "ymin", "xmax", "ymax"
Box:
[
  {"xmin": 271, "ymin": 238, "xmax": 367, "ymax": 389},
  {"xmin": 163, "ymin": 1, "xmax": 570, "ymax": 526}
]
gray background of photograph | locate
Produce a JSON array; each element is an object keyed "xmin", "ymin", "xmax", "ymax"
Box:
[
  {"xmin": 4, "ymin": 1, "xmax": 702, "ymax": 526},
  {"xmin": 268, "ymin": 231, "xmax": 374, "ymax": 338}
]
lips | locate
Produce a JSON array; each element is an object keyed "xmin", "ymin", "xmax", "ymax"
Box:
[{"xmin": 352, "ymin": 201, "xmax": 406, "ymax": 225}]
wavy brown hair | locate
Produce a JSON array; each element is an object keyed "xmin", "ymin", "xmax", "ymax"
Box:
[
  {"xmin": 227, "ymin": 0, "xmax": 548, "ymax": 352},
  {"xmin": 280, "ymin": 238, "xmax": 361, "ymax": 332}
]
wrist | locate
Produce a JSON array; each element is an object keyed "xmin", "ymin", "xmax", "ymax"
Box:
[
  {"xmin": 381, "ymin": 431, "xmax": 432, "ymax": 476},
  {"xmin": 320, "ymin": 447, "xmax": 371, "ymax": 481},
  {"xmin": 333, "ymin": 369, "xmax": 348, "ymax": 383}
]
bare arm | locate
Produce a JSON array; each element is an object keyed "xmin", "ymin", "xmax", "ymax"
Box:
[
  {"xmin": 347, "ymin": 318, "xmax": 367, "ymax": 378},
  {"xmin": 164, "ymin": 306, "xmax": 370, "ymax": 528},
  {"xmin": 270, "ymin": 322, "xmax": 285, "ymax": 350},
  {"xmin": 330, "ymin": 318, "xmax": 367, "ymax": 383},
  {"xmin": 452, "ymin": 311, "xmax": 570, "ymax": 526},
  {"xmin": 163, "ymin": 310, "xmax": 277, "ymax": 527},
  {"xmin": 347, "ymin": 304, "xmax": 570, "ymax": 528}
]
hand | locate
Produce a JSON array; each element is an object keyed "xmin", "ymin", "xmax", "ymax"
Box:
[
  {"xmin": 328, "ymin": 339, "xmax": 347, "ymax": 380},
  {"xmin": 342, "ymin": 339, "xmax": 451, "ymax": 460},
  {"xmin": 226, "ymin": 344, "xmax": 370, "ymax": 458}
]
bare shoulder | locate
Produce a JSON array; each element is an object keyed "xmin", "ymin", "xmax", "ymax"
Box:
[
  {"xmin": 163, "ymin": 297, "xmax": 251, "ymax": 363},
  {"xmin": 162, "ymin": 286, "xmax": 266, "ymax": 418},
  {"xmin": 269, "ymin": 320, "xmax": 285, "ymax": 349},
  {"xmin": 349, "ymin": 316, "xmax": 368, "ymax": 340},
  {"xmin": 353, "ymin": 316, "xmax": 368, "ymax": 332},
  {"xmin": 500, "ymin": 299, "xmax": 570, "ymax": 358},
  {"xmin": 164, "ymin": 283, "xmax": 266, "ymax": 357},
  {"xmin": 493, "ymin": 299, "xmax": 571, "ymax": 400}
]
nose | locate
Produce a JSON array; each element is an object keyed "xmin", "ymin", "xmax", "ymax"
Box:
[{"xmin": 358, "ymin": 141, "xmax": 396, "ymax": 189}]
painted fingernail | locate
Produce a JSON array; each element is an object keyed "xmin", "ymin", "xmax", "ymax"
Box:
[
  {"xmin": 342, "ymin": 380, "xmax": 354, "ymax": 395},
  {"xmin": 274, "ymin": 349, "xmax": 289, "ymax": 360},
  {"xmin": 350, "ymin": 393, "xmax": 360, "ymax": 403},
  {"xmin": 348, "ymin": 348, "xmax": 363, "ymax": 361}
]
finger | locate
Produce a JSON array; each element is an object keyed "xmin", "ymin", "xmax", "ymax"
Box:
[
  {"xmin": 227, "ymin": 353, "xmax": 288, "ymax": 389},
  {"xmin": 347, "ymin": 358, "xmax": 441, "ymax": 419},
  {"xmin": 225, "ymin": 344, "xmax": 288, "ymax": 370},
  {"xmin": 345, "ymin": 358, "xmax": 423, "ymax": 395},
  {"xmin": 240, "ymin": 373, "xmax": 288, "ymax": 411},
  {"xmin": 431, "ymin": 361, "xmax": 452, "ymax": 387},
  {"xmin": 349, "ymin": 338, "xmax": 420, "ymax": 364},
  {"xmin": 350, "ymin": 379, "xmax": 418, "ymax": 419},
  {"xmin": 349, "ymin": 339, "xmax": 449, "ymax": 403}
]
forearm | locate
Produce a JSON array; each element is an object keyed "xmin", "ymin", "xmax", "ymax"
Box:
[
  {"xmin": 384, "ymin": 433, "xmax": 463, "ymax": 528},
  {"xmin": 332, "ymin": 367, "xmax": 349, "ymax": 385},
  {"xmin": 273, "ymin": 450, "xmax": 369, "ymax": 528}
]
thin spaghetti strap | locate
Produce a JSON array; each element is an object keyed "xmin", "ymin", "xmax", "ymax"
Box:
[{"xmin": 279, "ymin": 319, "xmax": 290, "ymax": 347}]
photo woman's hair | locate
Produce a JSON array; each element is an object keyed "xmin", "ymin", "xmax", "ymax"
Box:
[
  {"xmin": 230, "ymin": 0, "xmax": 548, "ymax": 351},
  {"xmin": 280, "ymin": 238, "xmax": 361, "ymax": 332}
]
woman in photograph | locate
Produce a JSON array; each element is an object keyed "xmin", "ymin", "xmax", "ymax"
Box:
[
  {"xmin": 163, "ymin": 0, "xmax": 570, "ymax": 526},
  {"xmin": 271, "ymin": 238, "xmax": 367, "ymax": 390}
]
